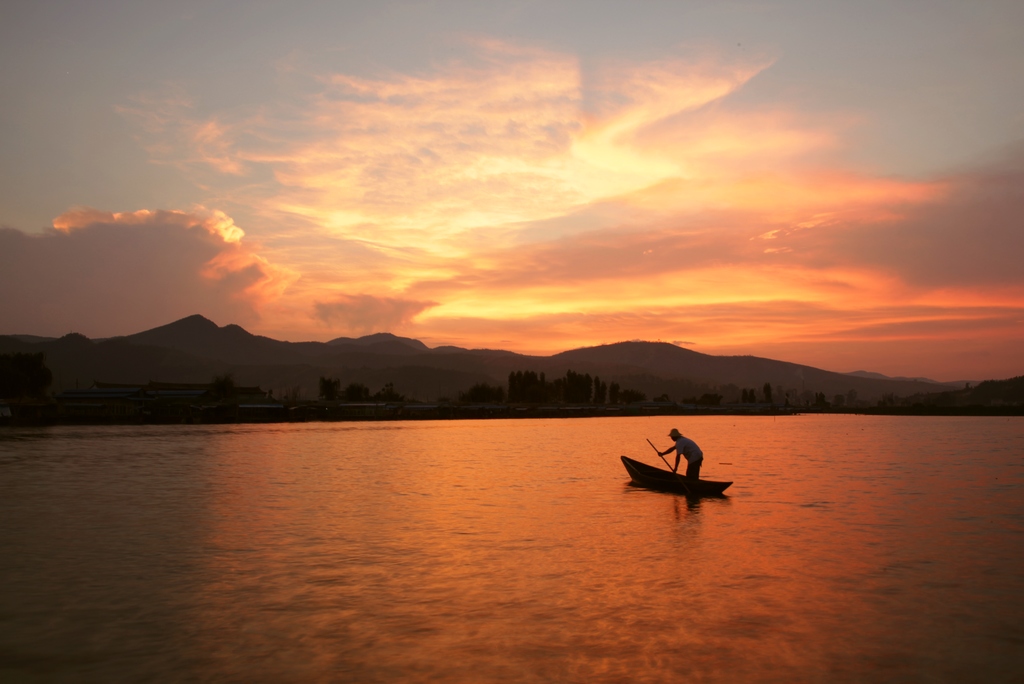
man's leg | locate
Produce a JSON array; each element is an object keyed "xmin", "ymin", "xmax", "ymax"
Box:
[{"xmin": 685, "ymin": 459, "xmax": 702, "ymax": 479}]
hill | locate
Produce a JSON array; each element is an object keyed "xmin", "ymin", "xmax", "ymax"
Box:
[
  {"xmin": 901, "ymin": 375, "xmax": 1024, "ymax": 407},
  {"xmin": 0, "ymin": 315, "xmax": 1011, "ymax": 404},
  {"xmin": 549, "ymin": 342, "xmax": 964, "ymax": 404}
]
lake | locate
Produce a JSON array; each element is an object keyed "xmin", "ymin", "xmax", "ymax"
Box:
[{"xmin": 1, "ymin": 415, "xmax": 1022, "ymax": 682}]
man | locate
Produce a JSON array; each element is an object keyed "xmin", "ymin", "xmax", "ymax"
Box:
[{"xmin": 659, "ymin": 428, "xmax": 703, "ymax": 479}]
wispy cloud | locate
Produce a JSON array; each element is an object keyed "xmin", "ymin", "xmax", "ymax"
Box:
[
  {"xmin": 105, "ymin": 38, "xmax": 1024, "ymax": 379},
  {"xmin": 313, "ymin": 294, "xmax": 437, "ymax": 335},
  {"xmin": 122, "ymin": 41, "xmax": 781, "ymax": 245}
]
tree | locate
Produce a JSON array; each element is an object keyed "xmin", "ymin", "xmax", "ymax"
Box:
[
  {"xmin": 211, "ymin": 373, "xmax": 235, "ymax": 400},
  {"xmin": 459, "ymin": 382, "xmax": 505, "ymax": 403},
  {"xmin": 696, "ymin": 393, "xmax": 722, "ymax": 406},
  {"xmin": 563, "ymin": 369, "xmax": 593, "ymax": 403},
  {"xmin": 507, "ymin": 370, "xmax": 550, "ymax": 402},
  {"xmin": 593, "ymin": 376, "xmax": 607, "ymax": 404},
  {"xmin": 319, "ymin": 376, "xmax": 341, "ymax": 401},
  {"xmin": 619, "ymin": 388, "xmax": 646, "ymax": 403},
  {"xmin": 373, "ymin": 382, "xmax": 405, "ymax": 402},
  {"xmin": 0, "ymin": 353, "xmax": 52, "ymax": 399},
  {"xmin": 763, "ymin": 382, "xmax": 773, "ymax": 404},
  {"xmin": 608, "ymin": 382, "xmax": 620, "ymax": 405},
  {"xmin": 344, "ymin": 383, "xmax": 371, "ymax": 401}
]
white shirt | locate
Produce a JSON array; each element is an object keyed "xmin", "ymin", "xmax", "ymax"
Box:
[{"xmin": 673, "ymin": 436, "xmax": 703, "ymax": 463}]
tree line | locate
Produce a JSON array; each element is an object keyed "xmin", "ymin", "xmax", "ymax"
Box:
[
  {"xmin": 0, "ymin": 353, "xmax": 52, "ymax": 399},
  {"xmin": 318, "ymin": 377, "xmax": 406, "ymax": 402},
  {"xmin": 733, "ymin": 383, "xmax": 862, "ymax": 408},
  {"xmin": 315, "ymin": 370, "xmax": 651, "ymax": 405},
  {"xmin": 505, "ymin": 370, "xmax": 645, "ymax": 404},
  {"xmin": 316, "ymin": 371, "xmax": 872, "ymax": 408}
]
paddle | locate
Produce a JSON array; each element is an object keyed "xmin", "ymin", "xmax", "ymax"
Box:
[{"xmin": 646, "ymin": 438, "xmax": 690, "ymax": 495}]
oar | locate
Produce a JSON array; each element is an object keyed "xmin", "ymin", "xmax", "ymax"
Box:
[{"xmin": 646, "ymin": 438, "xmax": 690, "ymax": 495}]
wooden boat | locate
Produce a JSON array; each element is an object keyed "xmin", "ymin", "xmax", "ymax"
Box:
[{"xmin": 620, "ymin": 455, "xmax": 732, "ymax": 495}]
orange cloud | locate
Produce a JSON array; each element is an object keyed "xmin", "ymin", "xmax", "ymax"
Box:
[
  {"xmin": 124, "ymin": 42, "xmax": 784, "ymax": 247},
  {"xmin": 313, "ymin": 294, "xmax": 437, "ymax": 335},
  {"xmin": 110, "ymin": 39, "xmax": 1024, "ymax": 380},
  {"xmin": 53, "ymin": 207, "xmax": 246, "ymax": 243}
]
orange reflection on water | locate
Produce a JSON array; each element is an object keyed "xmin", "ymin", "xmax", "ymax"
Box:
[{"xmin": 9, "ymin": 418, "xmax": 1015, "ymax": 681}]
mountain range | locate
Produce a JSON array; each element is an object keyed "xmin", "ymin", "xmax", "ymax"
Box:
[{"xmin": 0, "ymin": 314, "xmax": 973, "ymax": 404}]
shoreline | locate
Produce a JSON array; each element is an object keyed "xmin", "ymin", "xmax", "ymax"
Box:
[{"xmin": 2, "ymin": 401, "xmax": 1021, "ymax": 427}]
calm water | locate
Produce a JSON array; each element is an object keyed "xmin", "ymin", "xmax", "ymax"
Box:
[{"xmin": 1, "ymin": 415, "xmax": 1022, "ymax": 682}]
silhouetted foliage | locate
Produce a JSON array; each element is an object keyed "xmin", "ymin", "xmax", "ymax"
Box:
[
  {"xmin": 508, "ymin": 369, "xmax": 595, "ymax": 403},
  {"xmin": 763, "ymin": 382, "xmax": 773, "ymax": 404},
  {"xmin": 344, "ymin": 383, "xmax": 371, "ymax": 401},
  {"xmin": 373, "ymin": 382, "xmax": 405, "ymax": 402},
  {"xmin": 562, "ymin": 370, "xmax": 593, "ymax": 403},
  {"xmin": 696, "ymin": 393, "xmax": 722, "ymax": 406},
  {"xmin": 319, "ymin": 376, "xmax": 341, "ymax": 401},
  {"xmin": 814, "ymin": 392, "xmax": 830, "ymax": 407},
  {"xmin": 653, "ymin": 393, "xmax": 671, "ymax": 402},
  {"xmin": 508, "ymin": 370, "xmax": 550, "ymax": 402},
  {"xmin": 211, "ymin": 373, "xmax": 235, "ymax": 400},
  {"xmin": 0, "ymin": 352, "xmax": 52, "ymax": 399},
  {"xmin": 459, "ymin": 382, "xmax": 505, "ymax": 403},
  {"xmin": 619, "ymin": 388, "xmax": 647, "ymax": 403},
  {"xmin": 508, "ymin": 369, "xmax": 652, "ymax": 405},
  {"xmin": 926, "ymin": 376, "xmax": 1019, "ymax": 406},
  {"xmin": 965, "ymin": 376, "xmax": 1024, "ymax": 404}
]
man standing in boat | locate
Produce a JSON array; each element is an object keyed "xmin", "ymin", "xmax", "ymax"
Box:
[{"xmin": 658, "ymin": 428, "xmax": 703, "ymax": 479}]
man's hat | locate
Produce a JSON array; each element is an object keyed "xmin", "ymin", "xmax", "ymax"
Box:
[{"xmin": 668, "ymin": 428, "xmax": 681, "ymax": 438}]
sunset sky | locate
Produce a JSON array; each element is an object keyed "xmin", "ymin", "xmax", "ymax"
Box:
[{"xmin": 2, "ymin": 1, "xmax": 1022, "ymax": 381}]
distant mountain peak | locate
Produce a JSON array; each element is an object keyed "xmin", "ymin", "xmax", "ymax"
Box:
[
  {"xmin": 845, "ymin": 370, "xmax": 948, "ymax": 385},
  {"xmin": 58, "ymin": 332, "xmax": 93, "ymax": 344},
  {"xmin": 327, "ymin": 332, "xmax": 429, "ymax": 352},
  {"xmin": 222, "ymin": 323, "xmax": 253, "ymax": 335},
  {"xmin": 151, "ymin": 314, "xmax": 220, "ymax": 333},
  {"xmin": 130, "ymin": 315, "xmax": 262, "ymax": 341}
]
